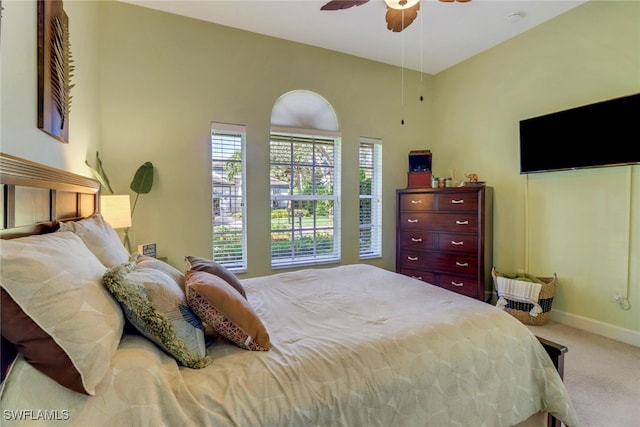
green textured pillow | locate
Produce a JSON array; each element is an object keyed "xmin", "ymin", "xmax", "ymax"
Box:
[{"xmin": 103, "ymin": 258, "xmax": 211, "ymax": 369}]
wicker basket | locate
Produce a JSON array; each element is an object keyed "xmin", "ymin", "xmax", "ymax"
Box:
[{"xmin": 492, "ymin": 268, "xmax": 557, "ymax": 326}]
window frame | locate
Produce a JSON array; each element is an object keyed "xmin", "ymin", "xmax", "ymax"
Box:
[
  {"xmin": 269, "ymin": 126, "xmax": 341, "ymax": 269},
  {"xmin": 211, "ymin": 122, "xmax": 247, "ymax": 272},
  {"xmin": 359, "ymin": 138, "xmax": 382, "ymax": 259}
]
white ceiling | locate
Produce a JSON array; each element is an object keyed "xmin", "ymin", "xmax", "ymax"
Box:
[{"xmin": 119, "ymin": 0, "xmax": 588, "ymax": 74}]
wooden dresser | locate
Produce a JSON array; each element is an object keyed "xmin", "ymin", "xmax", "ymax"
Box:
[{"xmin": 396, "ymin": 186, "xmax": 493, "ymax": 301}]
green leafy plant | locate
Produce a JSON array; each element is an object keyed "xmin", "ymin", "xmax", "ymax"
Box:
[
  {"xmin": 85, "ymin": 151, "xmax": 114, "ymax": 195},
  {"xmin": 86, "ymin": 151, "xmax": 154, "ymax": 252},
  {"xmin": 124, "ymin": 162, "xmax": 154, "ymax": 251}
]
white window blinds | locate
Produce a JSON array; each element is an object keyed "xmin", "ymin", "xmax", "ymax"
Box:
[
  {"xmin": 359, "ymin": 139, "xmax": 382, "ymax": 258},
  {"xmin": 269, "ymin": 130, "xmax": 341, "ymax": 268},
  {"xmin": 211, "ymin": 122, "xmax": 247, "ymax": 271}
]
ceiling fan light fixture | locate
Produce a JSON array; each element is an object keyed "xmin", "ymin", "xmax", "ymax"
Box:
[{"xmin": 384, "ymin": 0, "xmax": 419, "ymax": 11}]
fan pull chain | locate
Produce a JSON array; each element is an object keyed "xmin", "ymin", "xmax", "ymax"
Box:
[
  {"xmin": 419, "ymin": 3, "xmax": 424, "ymax": 102},
  {"xmin": 401, "ymin": 8, "xmax": 405, "ymax": 125}
]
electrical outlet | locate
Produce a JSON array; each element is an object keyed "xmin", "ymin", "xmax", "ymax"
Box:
[{"xmin": 611, "ymin": 288, "xmax": 623, "ymax": 303}]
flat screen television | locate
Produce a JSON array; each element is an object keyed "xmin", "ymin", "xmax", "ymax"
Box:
[{"xmin": 519, "ymin": 93, "xmax": 639, "ymax": 174}]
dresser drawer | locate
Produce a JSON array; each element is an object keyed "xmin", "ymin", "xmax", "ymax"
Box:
[
  {"xmin": 399, "ymin": 269, "xmax": 480, "ymax": 298},
  {"xmin": 437, "ymin": 233, "xmax": 478, "ymax": 253},
  {"xmin": 398, "ymin": 230, "xmax": 436, "ymax": 250},
  {"xmin": 399, "ymin": 251, "xmax": 478, "ymax": 275},
  {"xmin": 397, "ymin": 268, "xmax": 436, "ymax": 284},
  {"xmin": 436, "ymin": 274, "xmax": 480, "ymax": 298},
  {"xmin": 399, "ymin": 212, "xmax": 478, "ymax": 233},
  {"xmin": 399, "ymin": 193, "xmax": 435, "ymax": 211},
  {"xmin": 438, "ymin": 193, "xmax": 479, "ymax": 212},
  {"xmin": 437, "ymin": 253, "xmax": 478, "ymax": 276}
]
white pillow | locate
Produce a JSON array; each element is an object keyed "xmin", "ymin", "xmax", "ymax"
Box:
[
  {"xmin": 0, "ymin": 231, "xmax": 125, "ymax": 395},
  {"xmin": 58, "ymin": 213, "xmax": 130, "ymax": 267}
]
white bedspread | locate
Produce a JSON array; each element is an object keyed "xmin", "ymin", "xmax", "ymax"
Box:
[{"xmin": 0, "ymin": 264, "xmax": 579, "ymax": 426}]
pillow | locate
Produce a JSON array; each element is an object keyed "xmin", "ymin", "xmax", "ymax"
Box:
[
  {"xmin": 185, "ymin": 270, "xmax": 270, "ymax": 351},
  {"xmin": 1, "ymin": 289, "xmax": 83, "ymax": 392},
  {"xmin": 103, "ymin": 258, "xmax": 212, "ymax": 369},
  {"xmin": 0, "ymin": 231, "xmax": 124, "ymax": 395},
  {"xmin": 58, "ymin": 213, "xmax": 130, "ymax": 268},
  {"xmin": 132, "ymin": 252, "xmax": 186, "ymax": 291},
  {"xmin": 185, "ymin": 255, "xmax": 247, "ymax": 299}
]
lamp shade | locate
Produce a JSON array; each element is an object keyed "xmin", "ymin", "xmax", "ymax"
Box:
[
  {"xmin": 384, "ymin": 0, "xmax": 419, "ymax": 10},
  {"xmin": 100, "ymin": 195, "xmax": 132, "ymax": 229}
]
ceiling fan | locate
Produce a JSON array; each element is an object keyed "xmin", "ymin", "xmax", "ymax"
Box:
[{"xmin": 321, "ymin": 0, "xmax": 472, "ymax": 33}]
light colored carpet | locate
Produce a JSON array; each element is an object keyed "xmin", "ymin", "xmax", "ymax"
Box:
[{"xmin": 527, "ymin": 321, "xmax": 640, "ymax": 427}]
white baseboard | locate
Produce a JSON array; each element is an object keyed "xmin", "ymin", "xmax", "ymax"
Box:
[{"xmin": 550, "ymin": 309, "xmax": 640, "ymax": 347}]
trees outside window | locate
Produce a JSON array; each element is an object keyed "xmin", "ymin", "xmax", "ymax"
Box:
[
  {"xmin": 211, "ymin": 123, "xmax": 246, "ymax": 272},
  {"xmin": 270, "ymin": 132, "xmax": 341, "ymax": 268}
]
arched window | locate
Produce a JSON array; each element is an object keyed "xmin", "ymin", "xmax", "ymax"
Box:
[{"xmin": 269, "ymin": 91, "xmax": 341, "ymax": 268}]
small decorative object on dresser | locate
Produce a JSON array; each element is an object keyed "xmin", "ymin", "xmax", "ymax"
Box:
[
  {"xmin": 407, "ymin": 150, "xmax": 432, "ymax": 188},
  {"xmin": 396, "ymin": 186, "xmax": 493, "ymax": 301},
  {"xmin": 461, "ymin": 173, "xmax": 486, "ymax": 186}
]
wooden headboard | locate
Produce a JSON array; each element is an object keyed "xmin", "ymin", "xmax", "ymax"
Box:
[
  {"xmin": 1, "ymin": 152, "xmax": 100, "ymax": 381},
  {"xmin": 0, "ymin": 152, "xmax": 100, "ymax": 239}
]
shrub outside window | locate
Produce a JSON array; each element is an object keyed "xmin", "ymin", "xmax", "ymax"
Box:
[{"xmin": 269, "ymin": 129, "xmax": 341, "ymax": 268}]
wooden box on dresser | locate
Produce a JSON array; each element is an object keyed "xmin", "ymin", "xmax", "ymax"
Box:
[{"xmin": 396, "ymin": 186, "xmax": 493, "ymax": 301}]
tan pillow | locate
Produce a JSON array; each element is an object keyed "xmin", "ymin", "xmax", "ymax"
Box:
[
  {"xmin": 58, "ymin": 213, "xmax": 130, "ymax": 268},
  {"xmin": 185, "ymin": 270, "xmax": 269, "ymax": 351},
  {"xmin": 185, "ymin": 255, "xmax": 247, "ymax": 299},
  {"xmin": 0, "ymin": 231, "xmax": 124, "ymax": 395}
]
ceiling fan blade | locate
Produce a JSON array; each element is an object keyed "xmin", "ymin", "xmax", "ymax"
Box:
[
  {"xmin": 385, "ymin": 2, "xmax": 420, "ymax": 32},
  {"xmin": 320, "ymin": 0, "xmax": 370, "ymax": 11}
]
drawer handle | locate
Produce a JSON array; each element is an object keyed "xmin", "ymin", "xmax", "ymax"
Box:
[
  {"xmin": 451, "ymin": 281, "xmax": 464, "ymax": 287},
  {"xmin": 456, "ymin": 262, "xmax": 469, "ymax": 267},
  {"xmin": 411, "ymin": 237, "xmax": 423, "ymax": 242},
  {"xmin": 407, "ymin": 219, "xmax": 419, "ymax": 223},
  {"xmin": 407, "ymin": 256, "xmax": 419, "ymax": 261},
  {"xmin": 451, "ymin": 241, "xmax": 464, "ymax": 246},
  {"xmin": 451, "ymin": 199, "xmax": 464, "ymax": 204},
  {"xmin": 410, "ymin": 199, "xmax": 422, "ymax": 204},
  {"xmin": 456, "ymin": 220, "xmax": 469, "ymax": 225}
]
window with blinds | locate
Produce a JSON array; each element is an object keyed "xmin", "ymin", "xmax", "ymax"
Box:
[
  {"xmin": 211, "ymin": 123, "xmax": 247, "ymax": 272},
  {"xmin": 269, "ymin": 130, "xmax": 341, "ymax": 268},
  {"xmin": 359, "ymin": 139, "xmax": 382, "ymax": 259}
]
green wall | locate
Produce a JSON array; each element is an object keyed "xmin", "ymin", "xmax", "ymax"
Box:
[
  {"xmin": 1, "ymin": 0, "xmax": 638, "ymax": 343},
  {"xmin": 95, "ymin": 1, "xmax": 433, "ymax": 277},
  {"xmin": 432, "ymin": 1, "xmax": 639, "ymax": 339}
]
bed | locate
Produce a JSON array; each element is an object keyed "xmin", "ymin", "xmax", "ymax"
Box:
[{"xmin": 0, "ymin": 153, "xmax": 579, "ymax": 426}]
